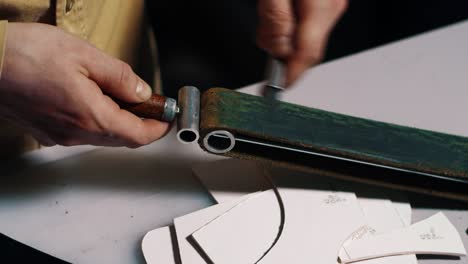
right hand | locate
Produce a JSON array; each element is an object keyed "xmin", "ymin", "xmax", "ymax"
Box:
[
  {"xmin": 0, "ymin": 23, "xmax": 169, "ymax": 148},
  {"xmin": 257, "ymin": 0, "xmax": 348, "ymax": 86}
]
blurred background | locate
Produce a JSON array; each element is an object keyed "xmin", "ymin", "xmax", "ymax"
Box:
[{"xmin": 147, "ymin": 0, "xmax": 468, "ymax": 98}]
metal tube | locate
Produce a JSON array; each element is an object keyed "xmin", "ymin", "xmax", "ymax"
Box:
[
  {"xmin": 177, "ymin": 86, "xmax": 200, "ymax": 144},
  {"xmin": 263, "ymin": 58, "xmax": 286, "ymax": 100},
  {"xmin": 266, "ymin": 58, "xmax": 286, "ymax": 89},
  {"xmin": 202, "ymin": 130, "xmax": 236, "ymax": 154}
]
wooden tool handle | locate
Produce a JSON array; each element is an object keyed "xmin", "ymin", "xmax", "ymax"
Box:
[{"xmin": 120, "ymin": 94, "xmax": 168, "ymax": 121}]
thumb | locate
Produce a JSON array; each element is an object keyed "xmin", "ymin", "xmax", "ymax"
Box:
[{"xmin": 83, "ymin": 49, "xmax": 152, "ymax": 103}]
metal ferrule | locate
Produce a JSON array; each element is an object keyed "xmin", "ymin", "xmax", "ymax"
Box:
[
  {"xmin": 176, "ymin": 86, "xmax": 200, "ymax": 144},
  {"xmin": 266, "ymin": 58, "xmax": 285, "ymax": 90},
  {"xmin": 162, "ymin": 97, "xmax": 178, "ymax": 122},
  {"xmin": 263, "ymin": 58, "xmax": 286, "ymax": 100}
]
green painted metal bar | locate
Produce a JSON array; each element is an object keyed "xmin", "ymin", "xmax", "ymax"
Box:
[{"xmin": 199, "ymin": 88, "xmax": 468, "ymax": 201}]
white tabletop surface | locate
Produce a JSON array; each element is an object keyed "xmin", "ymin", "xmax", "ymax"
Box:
[{"xmin": 1, "ymin": 20, "xmax": 468, "ymax": 264}]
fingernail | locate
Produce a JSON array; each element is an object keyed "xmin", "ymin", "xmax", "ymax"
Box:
[{"xmin": 136, "ymin": 81, "xmax": 152, "ymax": 101}]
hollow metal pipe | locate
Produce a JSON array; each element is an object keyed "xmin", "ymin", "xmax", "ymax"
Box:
[{"xmin": 177, "ymin": 86, "xmax": 200, "ymax": 144}]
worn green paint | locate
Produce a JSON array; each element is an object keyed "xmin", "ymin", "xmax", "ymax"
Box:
[{"xmin": 200, "ymin": 88, "xmax": 468, "ymax": 179}]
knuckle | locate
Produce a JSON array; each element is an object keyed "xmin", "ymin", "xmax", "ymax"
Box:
[
  {"xmin": 58, "ymin": 40, "xmax": 91, "ymax": 66},
  {"xmin": 259, "ymin": 9, "xmax": 293, "ymax": 36},
  {"xmin": 87, "ymin": 102, "xmax": 119, "ymax": 134},
  {"xmin": 265, "ymin": 9, "xmax": 292, "ymax": 23},
  {"xmin": 75, "ymin": 116, "xmax": 98, "ymax": 134},
  {"xmin": 71, "ymin": 107, "xmax": 101, "ymax": 133},
  {"xmin": 118, "ymin": 62, "xmax": 135, "ymax": 88},
  {"xmin": 66, "ymin": 74, "xmax": 83, "ymax": 88},
  {"xmin": 257, "ymin": 26, "xmax": 293, "ymax": 57}
]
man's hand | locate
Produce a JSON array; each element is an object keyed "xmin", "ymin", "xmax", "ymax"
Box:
[
  {"xmin": 257, "ymin": 0, "xmax": 347, "ymax": 85},
  {"xmin": 0, "ymin": 23, "xmax": 169, "ymax": 147}
]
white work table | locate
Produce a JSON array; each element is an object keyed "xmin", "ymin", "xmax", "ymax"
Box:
[{"xmin": 1, "ymin": 20, "xmax": 468, "ymax": 264}]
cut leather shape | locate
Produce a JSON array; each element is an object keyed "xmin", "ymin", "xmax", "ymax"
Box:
[
  {"xmin": 192, "ymin": 189, "xmax": 365, "ymax": 264},
  {"xmin": 342, "ymin": 198, "xmax": 417, "ymax": 264},
  {"xmin": 199, "ymin": 88, "xmax": 468, "ymax": 202},
  {"xmin": 173, "ymin": 193, "xmax": 259, "ymax": 264},
  {"xmin": 190, "ymin": 190, "xmax": 282, "ymax": 264},
  {"xmin": 142, "ymin": 226, "xmax": 179, "ymax": 264},
  {"xmin": 338, "ymin": 212, "xmax": 467, "ymax": 263}
]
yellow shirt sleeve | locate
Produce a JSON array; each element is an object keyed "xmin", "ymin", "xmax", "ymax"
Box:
[{"xmin": 0, "ymin": 20, "xmax": 7, "ymax": 79}]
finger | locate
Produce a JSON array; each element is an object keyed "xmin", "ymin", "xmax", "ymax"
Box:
[
  {"xmin": 110, "ymin": 111, "xmax": 170, "ymax": 148},
  {"xmin": 47, "ymin": 131, "xmax": 127, "ymax": 147},
  {"xmin": 257, "ymin": 0, "xmax": 295, "ymax": 58},
  {"xmin": 286, "ymin": 0, "xmax": 347, "ymax": 85},
  {"xmin": 81, "ymin": 48, "xmax": 153, "ymax": 103},
  {"xmin": 29, "ymin": 129, "xmax": 56, "ymax": 147},
  {"xmin": 42, "ymin": 121, "xmax": 131, "ymax": 147},
  {"xmin": 97, "ymin": 97, "xmax": 170, "ymax": 147},
  {"xmin": 3, "ymin": 115, "xmax": 57, "ymax": 147},
  {"xmin": 80, "ymin": 134, "xmax": 130, "ymax": 147},
  {"xmin": 55, "ymin": 128, "xmax": 133, "ymax": 147}
]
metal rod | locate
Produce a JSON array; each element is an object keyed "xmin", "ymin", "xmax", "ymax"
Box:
[
  {"xmin": 263, "ymin": 58, "xmax": 286, "ymax": 100},
  {"xmin": 177, "ymin": 86, "xmax": 200, "ymax": 144}
]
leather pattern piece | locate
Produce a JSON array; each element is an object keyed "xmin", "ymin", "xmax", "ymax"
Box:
[{"xmin": 199, "ymin": 88, "xmax": 468, "ymax": 202}]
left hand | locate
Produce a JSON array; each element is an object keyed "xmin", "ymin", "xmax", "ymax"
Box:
[
  {"xmin": 257, "ymin": 0, "xmax": 348, "ymax": 86},
  {"xmin": 0, "ymin": 23, "xmax": 169, "ymax": 148}
]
